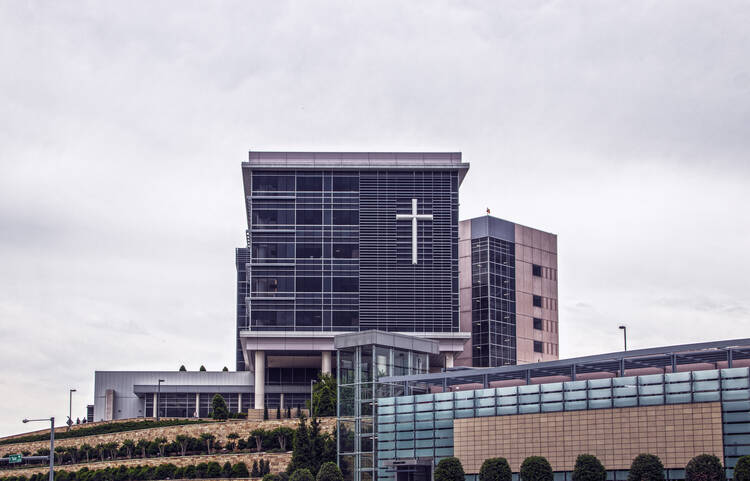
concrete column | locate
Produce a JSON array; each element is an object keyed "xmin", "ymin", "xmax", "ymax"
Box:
[
  {"xmin": 237, "ymin": 393, "xmax": 242, "ymax": 415},
  {"xmin": 321, "ymin": 351, "xmax": 332, "ymax": 374},
  {"xmin": 254, "ymin": 350, "xmax": 265, "ymax": 410},
  {"xmin": 195, "ymin": 393, "xmax": 200, "ymax": 417},
  {"xmin": 280, "ymin": 393, "xmax": 285, "ymax": 410},
  {"xmin": 153, "ymin": 393, "xmax": 158, "ymax": 418},
  {"xmin": 445, "ymin": 354, "xmax": 454, "ymax": 369}
]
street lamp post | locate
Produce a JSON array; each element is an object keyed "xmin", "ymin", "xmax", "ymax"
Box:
[
  {"xmin": 23, "ymin": 417, "xmax": 54, "ymax": 481},
  {"xmin": 619, "ymin": 325, "xmax": 628, "ymax": 351},
  {"xmin": 156, "ymin": 379, "xmax": 165, "ymax": 422},
  {"xmin": 67, "ymin": 389, "xmax": 77, "ymax": 431},
  {"xmin": 310, "ymin": 379, "xmax": 317, "ymax": 418}
]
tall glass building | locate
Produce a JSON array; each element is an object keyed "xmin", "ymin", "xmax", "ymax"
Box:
[{"xmin": 236, "ymin": 152, "xmax": 471, "ymax": 410}]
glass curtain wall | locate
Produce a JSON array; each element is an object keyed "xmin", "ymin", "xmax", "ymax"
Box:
[{"xmin": 338, "ymin": 345, "xmax": 429, "ymax": 481}]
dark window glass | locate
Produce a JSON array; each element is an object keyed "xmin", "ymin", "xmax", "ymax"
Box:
[
  {"xmin": 296, "ymin": 244, "xmax": 322, "ymax": 259},
  {"xmin": 332, "ymin": 311, "xmax": 359, "ymax": 327},
  {"xmin": 332, "ymin": 277, "xmax": 359, "ymax": 292},
  {"xmin": 534, "ymin": 341, "xmax": 544, "ymax": 353},
  {"xmin": 296, "ymin": 311, "xmax": 322, "ymax": 327},
  {"xmin": 297, "ymin": 210, "xmax": 322, "ymax": 225},
  {"xmin": 333, "ymin": 176, "xmax": 359, "ymax": 192},
  {"xmin": 333, "ymin": 210, "xmax": 359, "ymax": 225},
  {"xmin": 533, "ymin": 295, "xmax": 543, "ymax": 307},
  {"xmin": 252, "ymin": 209, "xmax": 294, "ymax": 225},
  {"xmin": 533, "ymin": 318, "xmax": 543, "ymax": 330},
  {"xmin": 532, "ymin": 264, "xmax": 542, "ymax": 277},
  {"xmin": 253, "ymin": 243, "xmax": 294, "ymax": 259},
  {"xmin": 255, "ymin": 276, "xmax": 294, "ymax": 292},
  {"xmin": 251, "ymin": 310, "xmax": 293, "ymax": 327},
  {"xmin": 297, "ymin": 177, "xmax": 322, "ymax": 191},
  {"xmin": 252, "ymin": 175, "xmax": 294, "ymax": 192},
  {"xmin": 296, "ymin": 277, "xmax": 322, "ymax": 292},
  {"xmin": 333, "ymin": 244, "xmax": 359, "ymax": 258}
]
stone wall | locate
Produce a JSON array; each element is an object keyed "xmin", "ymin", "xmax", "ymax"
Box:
[
  {"xmin": 0, "ymin": 418, "xmax": 335, "ymax": 458},
  {"xmin": 2, "ymin": 452, "xmax": 292, "ymax": 477}
]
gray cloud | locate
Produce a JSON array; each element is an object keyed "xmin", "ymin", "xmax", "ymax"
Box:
[{"xmin": 1, "ymin": 0, "xmax": 749, "ymax": 436}]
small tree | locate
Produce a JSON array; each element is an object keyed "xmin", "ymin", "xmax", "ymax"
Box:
[
  {"xmin": 686, "ymin": 454, "xmax": 725, "ymax": 481},
  {"xmin": 273, "ymin": 426, "xmax": 295, "ymax": 451},
  {"xmin": 735, "ymin": 456, "xmax": 750, "ymax": 481},
  {"xmin": 252, "ymin": 461, "xmax": 261, "ymax": 477},
  {"xmin": 311, "ymin": 373, "xmax": 337, "ymax": 417},
  {"xmin": 434, "ymin": 457, "xmax": 465, "ymax": 481},
  {"xmin": 316, "ymin": 462, "xmax": 344, "ymax": 481},
  {"xmin": 121, "ymin": 439, "xmax": 135, "ymax": 459},
  {"xmin": 227, "ymin": 432, "xmax": 240, "ymax": 452},
  {"xmin": 251, "ymin": 428, "xmax": 265, "ymax": 452},
  {"xmin": 200, "ymin": 433, "xmax": 216, "ymax": 454},
  {"xmin": 628, "ymin": 454, "xmax": 665, "ymax": 481},
  {"xmin": 223, "ymin": 366, "xmax": 229, "ymax": 371},
  {"xmin": 286, "ymin": 406, "xmax": 292, "ymax": 419},
  {"xmin": 572, "ymin": 454, "xmax": 606, "ymax": 481},
  {"xmin": 212, "ymin": 394, "xmax": 229, "ymax": 420},
  {"xmin": 136, "ymin": 439, "xmax": 149, "ymax": 458},
  {"xmin": 277, "ymin": 406, "xmax": 281, "ymax": 419},
  {"xmin": 232, "ymin": 462, "xmax": 250, "ymax": 478},
  {"xmin": 480, "ymin": 458, "xmax": 512, "ymax": 481},
  {"xmin": 264, "ymin": 406, "xmax": 269, "ymax": 420},
  {"xmin": 291, "ymin": 469, "xmax": 315, "ymax": 481},
  {"xmin": 287, "ymin": 414, "xmax": 313, "ymax": 474},
  {"xmin": 200, "ymin": 365, "xmax": 207, "ymax": 371},
  {"xmin": 175, "ymin": 435, "xmax": 190, "ymax": 456},
  {"xmin": 520, "ymin": 456, "xmax": 553, "ymax": 481},
  {"xmin": 179, "ymin": 365, "xmax": 187, "ymax": 371},
  {"xmin": 263, "ymin": 475, "xmax": 280, "ymax": 481},
  {"xmin": 154, "ymin": 437, "xmax": 168, "ymax": 457}
]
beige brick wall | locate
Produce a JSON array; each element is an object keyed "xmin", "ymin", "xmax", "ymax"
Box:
[
  {"xmin": 0, "ymin": 418, "xmax": 335, "ymax": 458},
  {"xmin": 4, "ymin": 452, "xmax": 292, "ymax": 477},
  {"xmin": 454, "ymin": 403, "xmax": 724, "ymax": 473}
]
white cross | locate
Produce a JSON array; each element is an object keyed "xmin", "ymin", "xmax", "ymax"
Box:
[{"xmin": 396, "ymin": 198, "xmax": 433, "ymax": 265}]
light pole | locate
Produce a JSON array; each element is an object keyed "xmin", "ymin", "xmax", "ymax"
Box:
[
  {"xmin": 156, "ymin": 379, "xmax": 165, "ymax": 421},
  {"xmin": 619, "ymin": 325, "xmax": 627, "ymax": 351},
  {"xmin": 23, "ymin": 417, "xmax": 54, "ymax": 481},
  {"xmin": 67, "ymin": 389, "xmax": 77, "ymax": 431},
  {"xmin": 310, "ymin": 379, "xmax": 317, "ymax": 418}
]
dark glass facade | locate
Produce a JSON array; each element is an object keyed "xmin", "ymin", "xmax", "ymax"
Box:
[
  {"xmin": 236, "ymin": 163, "xmax": 462, "ymax": 370},
  {"xmin": 471, "ymin": 237, "xmax": 516, "ymax": 367}
]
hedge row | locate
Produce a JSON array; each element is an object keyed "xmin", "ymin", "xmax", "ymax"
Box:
[
  {"xmin": 1, "ymin": 429, "xmax": 297, "ymax": 470},
  {"xmin": 0, "ymin": 421, "xmax": 210, "ymax": 446},
  {"xmin": 0, "ymin": 460, "xmax": 258, "ymax": 481},
  {"xmin": 436, "ymin": 453, "xmax": 744, "ymax": 481}
]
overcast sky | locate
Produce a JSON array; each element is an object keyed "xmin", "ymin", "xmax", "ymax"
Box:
[{"xmin": 1, "ymin": 1, "xmax": 749, "ymax": 437}]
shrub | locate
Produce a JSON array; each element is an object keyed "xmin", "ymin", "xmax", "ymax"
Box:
[
  {"xmin": 316, "ymin": 462, "xmax": 344, "ymax": 481},
  {"xmin": 252, "ymin": 461, "xmax": 261, "ymax": 477},
  {"xmin": 572, "ymin": 455, "xmax": 606, "ymax": 481},
  {"xmin": 480, "ymin": 458, "xmax": 512, "ymax": 481},
  {"xmin": 232, "ymin": 462, "xmax": 250, "ymax": 478},
  {"xmin": 627, "ymin": 454, "xmax": 665, "ymax": 481},
  {"xmin": 434, "ymin": 457, "xmax": 465, "ymax": 481},
  {"xmin": 211, "ymin": 394, "xmax": 229, "ymax": 420},
  {"xmin": 155, "ymin": 463, "xmax": 177, "ymax": 480},
  {"xmin": 735, "ymin": 456, "xmax": 750, "ymax": 481},
  {"xmin": 290, "ymin": 469, "xmax": 315, "ymax": 481},
  {"xmin": 207, "ymin": 462, "xmax": 222, "ymax": 478},
  {"xmin": 520, "ymin": 456, "xmax": 553, "ymax": 481},
  {"xmin": 183, "ymin": 465, "xmax": 196, "ymax": 479},
  {"xmin": 263, "ymin": 475, "xmax": 280, "ymax": 481},
  {"xmin": 222, "ymin": 462, "xmax": 233, "ymax": 478},
  {"xmin": 686, "ymin": 454, "xmax": 724, "ymax": 481}
]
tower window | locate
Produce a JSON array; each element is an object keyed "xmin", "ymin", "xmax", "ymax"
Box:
[
  {"xmin": 533, "ymin": 318, "xmax": 543, "ymax": 330},
  {"xmin": 532, "ymin": 264, "xmax": 542, "ymax": 277},
  {"xmin": 534, "ymin": 341, "xmax": 544, "ymax": 353},
  {"xmin": 533, "ymin": 295, "xmax": 543, "ymax": 307}
]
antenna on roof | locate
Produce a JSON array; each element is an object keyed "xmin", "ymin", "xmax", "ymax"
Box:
[{"xmin": 486, "ymin": 208, "xmax": 491, "ymax": 215}]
